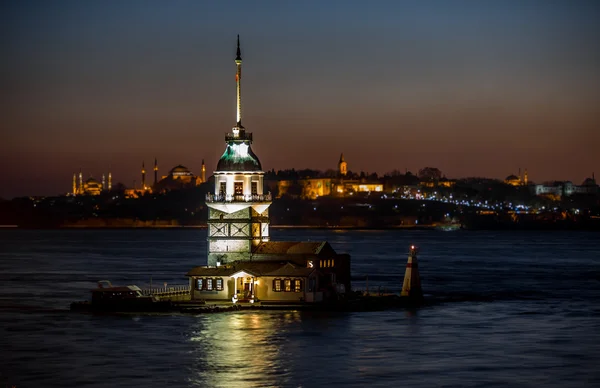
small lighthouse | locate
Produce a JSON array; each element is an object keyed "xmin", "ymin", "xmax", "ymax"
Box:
[{"xmin": 401, "ymin": 245, "xmax": 423, "ymax": 300}]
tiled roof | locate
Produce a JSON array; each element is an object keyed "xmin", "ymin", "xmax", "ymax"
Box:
[
  {"xmin": 186, "ymin": 266, "xmax": 238, "ymax": 277},
  {"xmin": 186, "ymin": 260, "xmax": 316, "ymax": 278},
  {"xmin": 253, "ymin": 241, "xmax": 329, "ymax": 255},
  {"xmin": 264, "ymin": 263, "xmax": 316, "ymax": 277}
]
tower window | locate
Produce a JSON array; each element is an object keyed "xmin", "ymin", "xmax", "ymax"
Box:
[
  {"xmin": 234, "ymin": 182, "xmax": 243, "ymax": 195},
  {"xmin": 251, "ymin": 181, "xmax": 258, "ymax": 195},
  {"xmin": 219, "ymin": 182, "xmax": 226, "ymax": 196}
]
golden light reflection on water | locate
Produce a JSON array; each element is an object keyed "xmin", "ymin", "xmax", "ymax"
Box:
[{"xmin": 188, "ymin": 311, "xmax": 302, "ymax": 387}]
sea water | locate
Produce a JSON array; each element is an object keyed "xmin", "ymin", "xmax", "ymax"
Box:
[{"xmin": 0, "ymin": 229, "xmax": 599, "ymax": 387}]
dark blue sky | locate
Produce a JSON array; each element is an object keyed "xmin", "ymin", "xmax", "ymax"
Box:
[{"xmin": 1, "ymin": 0, "xmax": 599, "ymax": 198}]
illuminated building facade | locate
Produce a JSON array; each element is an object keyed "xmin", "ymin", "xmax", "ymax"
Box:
[
  {"xmin": 187, "ymin": 36, "xmax": 351, "ymax": 304},
  {"xmin": 148, "ymin": 161, "xmax": 205, "ymax": 193},
  {"xmin": 276, "ymin": 154, "xmax": 382, "ymax": 199},
  {"xmin": 533, "ymin": 175, "xmax": 598, "ymax": 198},
  {"xmin": 71, "ymin": 170, "xmax": 111, "ymax": 196},
  {"xmin": 339, "ymin": 153, "xmax": 347, "ymax": 176},
  {"xmin": 505, "ymin": 168, "xmax": 529, "ymax": 186}
]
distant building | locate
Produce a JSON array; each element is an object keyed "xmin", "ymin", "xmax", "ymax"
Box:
[
  {"xmin": 276, "ymin": 154, "xmax": 382, "ymax": 199},
  {"xmin": 533, "ymin": 175, "xmax": 598, "ymax": 198},
  {"xmin": 504, "ymin": 168, "xmax": 528, "ymax": 186},
  {"xmin": 71, "ymin": 170, "xmax": 111, "ymax": 196},
  {"xmin": 130, "ymin": 160, "xmax": 207, "ymax": 196}
]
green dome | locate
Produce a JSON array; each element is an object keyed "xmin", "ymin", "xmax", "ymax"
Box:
[{"xmin": 216, "ymin": 142, "xmax": 262, "ymax": 172}]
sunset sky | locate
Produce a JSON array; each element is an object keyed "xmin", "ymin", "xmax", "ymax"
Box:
[{"xmin": 1, "ymin": 0, "xmax": 599, "ymax": 198}]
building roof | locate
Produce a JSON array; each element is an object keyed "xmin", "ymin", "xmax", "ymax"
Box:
[
  {"xmin": 170, "ymin": 165, "xmax": 192, "ymax": 176},
  {"xmin": 582, "ymin": 177, "xmax": 597, "ymax": 186},
  {"xmin": 264, "ymin": 262, "xmax": 316, "ymax": 278},
  {"xmin": 216, "ymin": 142, "xmax": 262, "ymax": 172},
  {"xmin": 253, "ymin": 241, "xmax": 331, "ymax": 256},
  {"xmin": 85, "ymin": 177, "xmax": 101, "ymax": 184},
  {"xmin": 186, "ymin": 260, "xmax": 315, "ymax": 278}
]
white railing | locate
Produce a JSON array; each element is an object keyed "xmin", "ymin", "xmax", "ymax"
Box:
[
  {"xmin": 142, "ymin": 285, "xmax": 190, "ymax": 296},
  {"xmin": 206, "ymin": 193, "xmax": 272, "ymax": 203}
]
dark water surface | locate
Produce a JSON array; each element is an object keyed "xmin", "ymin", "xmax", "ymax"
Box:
[{"xmin": 1, "ymin": 229, "xmax": 599, "ymax": 387}]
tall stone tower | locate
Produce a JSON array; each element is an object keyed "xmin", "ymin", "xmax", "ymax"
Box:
[
  {"xmin": 205, "ymin": 35, "xmax": 271, "ymax": 267},
  {"xmin": 339, "ymin": 153, "xmax": 347, "ymax": 176}
]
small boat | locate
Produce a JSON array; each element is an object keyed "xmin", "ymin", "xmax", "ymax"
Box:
[{"xmin": 70, "ymin": 280, "xmax": 173, "ymax": 312}]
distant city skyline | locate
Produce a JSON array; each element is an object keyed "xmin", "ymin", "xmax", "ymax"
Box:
[{"xmin": 1, "ymin": 1, "xmax": 599, "ymax": 199}]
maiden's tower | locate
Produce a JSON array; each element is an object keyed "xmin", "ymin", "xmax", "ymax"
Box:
[{"xmin": 187, "ymin": 36, "xmax": 350, "ymax": 305}]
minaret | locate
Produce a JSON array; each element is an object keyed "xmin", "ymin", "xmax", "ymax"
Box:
[
  {"xmin": 72, "ymin": 173, "xmax": 77, "ymax": 195},
  {"xmin": 141, "ymin": 161, "xmax": 146, "ymax": 190},
  {"xmin": 206, "ymin": 35, "xmax": 271, "ymax": 267},
  {"xmin": 524, "ymin": 169, "xmax": 528, "ymax": 185},
  {"xmin": 102, "ymin": 173, "xmax": 106, "ymax": 191},
  {"xmin": 154, "ymin": 158, "xmax": 158, "ymax": 186},
  {"xmin": 78, "ymin": 169, "xmax": 83, "ymax": 194},
  {"xmin": 339, "ymin": 153, "xmax": 347, "ymax": 176},
  {"xmin": 201, "ymin": 159, "xmax": 206, "ymax": 183},
  {"xmin": 108, "ymin": 171, "xmax": 112, "ymax": 191}
]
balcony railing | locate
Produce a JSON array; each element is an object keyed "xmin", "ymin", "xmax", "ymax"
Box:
[
  {"xmin": 206, "ymin": 193, "xmax": 272, "ymax": 203},
  {"xmin": 225, "ymin": 132, "xmax": 252, "ymax": 142}
]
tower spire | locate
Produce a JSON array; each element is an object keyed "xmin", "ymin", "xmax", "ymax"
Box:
[{"xmin": 234, "ymin": 34, "xmax": 243, "ymax": 130}]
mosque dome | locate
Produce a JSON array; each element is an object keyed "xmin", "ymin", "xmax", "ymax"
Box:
[
  {"xmin": 582, "ymin": 177, "xmax": 597, "ymax": 186},
  {"xmin": 505, "ymin": 175, "xmax": 519, "ymax": 181},
  {"xmin": 216, "ymin": 142, "xmax": 262, "ymax": 172},
  {"xmin": 169, "ymin": 165, "xmax": 193, "ymax": 176},
  {"xmin": 85, "ymin": 177, "xmax": 101, "ymax": 186}
]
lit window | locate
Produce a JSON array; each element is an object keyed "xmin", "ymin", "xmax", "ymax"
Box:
[
  {"xmin": 234, "ymin": 182, "xmax": 243, "ymax": 195},
  {"xmin": 273, "ymin": 279, "xmax": 282, "ymax": 292},
  {"xmin": 294, "ymin": 279, "xmax": 302, "ymax": 292},
  {"xmin": 284, "ymin": 279, "xmax": 291, "ymax": 292},
  {"xmin": 251, "ymin": 182, "xmax": 258, "ymax": 195},
  {"xmin": 196, "ymin": 278, "xmax": 203, "ymax": 290},
  {"xmin": 215, "ymin": 278, "xmax": 223, "ymax": 291},
  {"xmin": 331, "ymin": 259, "xmax": 335, "ymax": 267},
  {"xmin": 219, "ymin": 182, "xmax": 226, "ymax": 196},
  {"xmin": 206, "ymin": 278, "xmax": 213, "ymax": 291}
]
